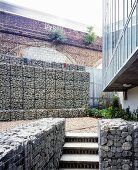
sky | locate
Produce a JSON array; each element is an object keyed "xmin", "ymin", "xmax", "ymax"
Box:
[{"xmin": 2, "ymin": 0, "xmax": 102, "ymax": 36}]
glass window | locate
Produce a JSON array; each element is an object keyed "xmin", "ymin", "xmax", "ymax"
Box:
[
  {"xmin": 116, "ymin": 0, "xmax": 119, "ymax": 39},
  {"xmin": 137, "ymin": 2, "xmax": 138, "ymax": 46},
  {"xmin": 120, "ymin": 36, "xmax": 124, "ymax": 66},
  {"xmin": 119, "ymin": 0, "xmax": 124, "ymax": 33},
  {"xmin": 124, "ymin": 0, "xmax": 128, "ymax": 23},
  {"xmin": 128, "ymin": 0, "xmax": 132, "ymax": 16},
  {"xmin": 112, "ymin": 0, "xmax": 116, "ymax": 51},
  {"xmin": 132, "ymin": 0, "xmax": 135, "ymax": 6},
  {"xmin": 132, "ymin": 8, "xmax": 136, "ymax": 52},
  {"xmin": 124, "ymin": 29, "xmax": 128, "ymax": 60},
  {"xmin": 127, "ymin": 20, "xmax": 132, "ymax": 56}
]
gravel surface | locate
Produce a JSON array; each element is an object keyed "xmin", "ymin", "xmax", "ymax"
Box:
[
  {"xmin": 0, "ymin": 120, "xmax": 35, "ymax": 132},
  {"xmin": 0, "ymin": 117, "xmax": 98, "ymax": 133},
  {"xmin": 65, "ymin": 117, "xmax": 98, "ymax": 133}
]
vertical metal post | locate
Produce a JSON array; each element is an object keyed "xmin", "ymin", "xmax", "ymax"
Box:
[{"xmin": 93, "ymin": 68, "xmax": 95, "ymax": 107}]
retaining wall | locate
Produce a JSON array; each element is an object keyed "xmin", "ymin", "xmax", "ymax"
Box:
[
  {"xmin": 0, "ymin": 108, "xmax": 86, "ymax": 121},
  {"xmin": 0, "ymin": 54, "xmax": 89, "ymax": 113},
  {"xmin": 0, "ymin": 118, "xmax": 65, "ymax": 170},
  {"xmin": 98, "ymin": 119, "xmax": 138, "ymax": 170}
]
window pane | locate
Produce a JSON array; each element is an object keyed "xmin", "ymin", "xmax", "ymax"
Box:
[
  {"xmin": 119, "ymin": 0, "xmax": 123, "ymax": 34},
  {"xmin": 128, "ymin": 0, "xmax": 132, "ymax": 16},
  {"xmin": 127, "ymin": 20, "xmax": 131, "ymax": 57},
  {"xmin": 132, "ymin": 8, "xmax": 136, "ymax": 52}
]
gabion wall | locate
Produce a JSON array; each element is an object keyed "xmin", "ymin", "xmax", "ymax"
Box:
[
  {"xmin": 0, "ymin": 108, "xmax": 86, "ymax": 121},
  {"xmin": 0, "ymin": 54, "xmax": 89, "ymax": 112},
  {"xmin": 0, "ymin": 118, "xmax": 65, "ymax": 170},
  {"xmin": 98, "ymin": 119, "xmax": 138, "ymax": 170}
]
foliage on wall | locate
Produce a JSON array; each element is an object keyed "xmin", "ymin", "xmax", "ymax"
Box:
[
  {"xmin": 84, "ymin": 26, "xmax": 96, "ymax": 45},
  {"xmin": 49, "ymin": 29, "xmax": 66, "ymax": 44}
]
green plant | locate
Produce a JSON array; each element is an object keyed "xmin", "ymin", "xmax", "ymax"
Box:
[
  {"xmin": 112, "ymin": 96, "xmax": 121, "ymax": 109},
  {"xmin": 110, "ymin": 95, "xmax": 123, "ymax": 118},
  {"xmin": 84, "ymin": 26, "xmax": 96, "ymax": 45},
  {"xmin": 99, "ymin": 108, "xmax": 112, "ymax": 119},
  {"xmin": 88, "ymin": 108, "xmax": 102, "ymax": 118},
  {"xmin": 49, "ymin": 29, "xmax": 65, "ymax": 44}
]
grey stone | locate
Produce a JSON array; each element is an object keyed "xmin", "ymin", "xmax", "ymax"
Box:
[
  {"xmin": 107, "ymin": 151, "xmax": 114, "ymax": 158},
  {"xmin": 121, "ymin": 132, "xmax": 129, "ymax": 138},
  {"xmin": 107, "ymin": 140, "xmax": 113, "ymax": 146},
  {"xmin": 122, "ymin": 142, "xmax": 132, "ymax": 151},
  {"xmin": 114, "ymin": 141, "xmax": 122, "ymax": 147},
  {"xmin": 102, "ymin": 146, "xmax": 110, "ymax": 152},
  {"xmin": 116, "ymin": 147, "xmax": 123, "ymax": 153},
  {"xmin": 110, "ymin": 129, "xmax": 116, "ymax": 135},
  {"xmin": 120, "ymin": 126, "xmax": 128, "ymax": 132},
  {"xmin": 115, "ymin": 152, "xmax": 122, "ymax": 158},
  {"xmin": 110, "ymin": 146, "xmax": 116, "ymax": 153},
  {"xmin": 122, "ymin": 164, "xmax": 130, "ymax": 170},
  {"xmin": 122, "ymin": 151, "xmax": 132, "ymax": 157},
  {"xmin": 125, "ymin": 135, "xmax": 132, "ymax": 142}
]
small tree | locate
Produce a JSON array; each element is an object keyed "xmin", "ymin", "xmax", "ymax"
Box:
[
  {"xmin": 49, "ymin": 29, "xmax": 65, "ymax": 44},
  {"xmin": 84, "ymin": 26, "xmax": 96, "ymax": 45}
]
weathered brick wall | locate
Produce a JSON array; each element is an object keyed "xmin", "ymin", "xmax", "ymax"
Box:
[
  {"xmin": 98, "ymin": 119, "xmax": 138, "ymax": 170},
  {"xmin": 0, "ymin": 54, "xmax": 89, "ymax": 113},
  {"xmin": 0, "ymin": 118, "xmax": 65, "ymax": 170},
  {"xmin": 0, "ymin": 11, "xmax": 102, "ymax": 67}
]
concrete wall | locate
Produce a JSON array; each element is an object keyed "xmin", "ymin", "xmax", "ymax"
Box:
[
  {"xmin": 98, "ymin": 119, "xmax": 138, "ymax": 170},
  {"xmin": 0, "ymin": 118, "xmax": 65, "ymax": 170},
  {"xmin": 118, "ymin": 87, "xmax": 138, "ymax": 111}
]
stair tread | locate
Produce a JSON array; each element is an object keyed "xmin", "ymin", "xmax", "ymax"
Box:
[
  {"xmin": 66, "ymin": 133, "xmax": 98, "ymax": 138},
  {"xmin": 63, "ymin": 142, "xmax": 98, "ymax": 149},
  {"xmin": 60, "ymin": 154, "xmax": 99, "ymax": 162},
  {"xmin": 59, "ymin": 169, "xmax": 99, "ymax": 170}
]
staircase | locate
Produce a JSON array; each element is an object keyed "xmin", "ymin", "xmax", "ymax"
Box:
[{"xmin": 59, "ymin": 133, "xmax": 99, "ymax": 169}]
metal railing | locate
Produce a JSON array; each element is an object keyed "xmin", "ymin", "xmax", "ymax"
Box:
[{"xmin": 103, "ymin": 1, "xmax": 138, "ymax": 90}]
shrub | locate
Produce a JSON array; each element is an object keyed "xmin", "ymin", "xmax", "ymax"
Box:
[
  {"xmin": 99, "ymin": 108, "xmax": 112, "ymax": 119},
  {"xmin": 49, "ymin": 29, "xmax": 65, "ymax": 44},
  {"xmin": 112, "ymin": 96, "xmax": 121, "ymax": 109},
  {"xmin": 111, "ymin": 95, "xmax": 123, "ymax": 118},
  {"xmin": 88, "ymin": 108, "xmax": 102, "ymax": 118},
  {"xmin": 132, "ymin": 108, "xmax": 138, "ymax": 121},
  {"xmin": 98, "ymin": 93, "xmax": 106, "ymax": 109},
  {"xmin": 84, "ymin": 26, "xmax": 96, "ymax": 45}
]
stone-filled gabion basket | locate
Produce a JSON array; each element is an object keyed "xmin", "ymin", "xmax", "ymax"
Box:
[
  {"xmin": 0, "ymin": 55, "xmax": 89, "ymax": 120},
  {"xmin": 0, "ymin": 118, "xmax": 65, "ymax": 170},
  {"xmin": 98, "ymin": 119, "xmax": 138, "ymax": 170}
]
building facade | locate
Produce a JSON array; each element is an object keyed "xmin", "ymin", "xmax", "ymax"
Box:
[{"xmin": 103, "ymin": 0, "xmax": 138, "ymax": 110}]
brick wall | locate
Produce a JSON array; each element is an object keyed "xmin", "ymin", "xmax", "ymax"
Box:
[{"xmin": 0, "ymin": 12, "xmax": 102, "ymax": 67}]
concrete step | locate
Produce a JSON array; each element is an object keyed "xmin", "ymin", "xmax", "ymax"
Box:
[
  {"xmin": 63, "ymin": 142, "xmax": 98, "ymax": 154},
  {"xmin": 65, "ymin": 133, "xmax": 98, "ymax": 143},
  {"xmin": 60, "ymin": 154, "xmax": 99, "ymax": 162},
  {"xmin": 59, "ymin": 168, "xmax": 99, "ymax": 170},
  {"xmin": 59, "ymin": 154, "xmax": 99, "ymax": 169},
  {"xmin": 64, "ymin": 142, "xmax": 98, "ymax": 149}
]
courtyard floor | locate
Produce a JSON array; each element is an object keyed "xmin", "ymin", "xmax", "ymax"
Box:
[
  {"xmin": 0, "ymin": 117, "xmax": 98, "ymax": 133},
  {"xmin": 65, "ymin": 117, "xmax": 98, "ymax": 133}
]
